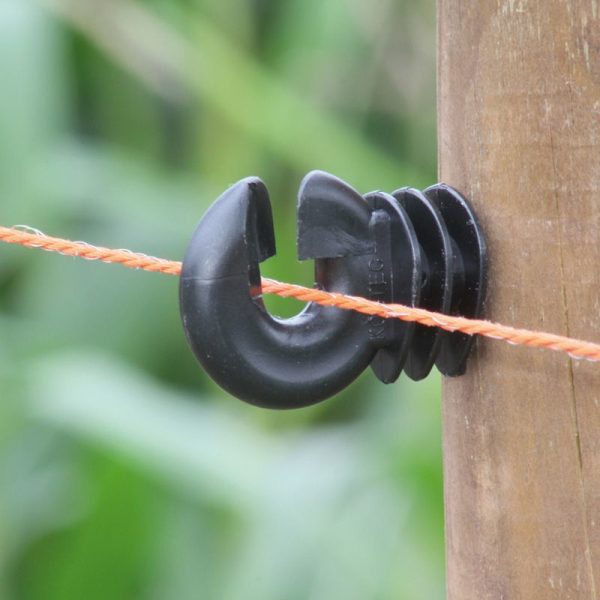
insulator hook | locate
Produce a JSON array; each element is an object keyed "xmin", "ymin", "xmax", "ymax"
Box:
[{"xmin": 180, "ymin": 171, "xmax": 487, "ymax": 409}]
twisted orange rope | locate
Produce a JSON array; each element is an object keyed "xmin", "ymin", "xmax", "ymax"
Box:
[{"xmin": 2, "ymin": 225, "xmax": 599, "ymax": 363}]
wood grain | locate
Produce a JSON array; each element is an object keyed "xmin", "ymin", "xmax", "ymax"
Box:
[{"xmin": 438, "ymin": 1, "xmax": 600, "ymax": 597}]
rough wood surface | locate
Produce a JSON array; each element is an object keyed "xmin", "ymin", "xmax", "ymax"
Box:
[{"xmin": 438, "ymin": 1, "xmax": 600, "ymax": 598}]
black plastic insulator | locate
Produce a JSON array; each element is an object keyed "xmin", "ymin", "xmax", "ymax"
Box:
[{"xmin": 180, "ymin": 171, "xmax": 487, "ymax": 409}]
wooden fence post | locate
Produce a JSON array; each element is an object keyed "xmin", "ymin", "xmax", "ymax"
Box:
[{"xmin": 438, "ymin": 1, "xmax": 600, "ymax": 597}]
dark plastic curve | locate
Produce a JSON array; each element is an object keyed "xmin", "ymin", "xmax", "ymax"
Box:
[
  {"xmin": 180, "ymin": 172, "xmax": 377, "ymax": 409},
  {"xmin": 424, "ymin": 184, "xmax": 488, "ymax": 376},
  {"xmin": 364, "ymin": 191, "xmax": 421, "ymax": 383},
  {"xmin": 392, "ymin": 187, "xmax": 453, "ymax": 381}
]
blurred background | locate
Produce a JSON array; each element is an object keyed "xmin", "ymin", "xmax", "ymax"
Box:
[{"xmin": 0, "ymin": 0, "xmax": 441, "ymax": 598}]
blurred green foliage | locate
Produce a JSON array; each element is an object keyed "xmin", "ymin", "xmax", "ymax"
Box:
[{"xmin": 0, "ymin": 0, "xmax": 442, "ymax": 598}]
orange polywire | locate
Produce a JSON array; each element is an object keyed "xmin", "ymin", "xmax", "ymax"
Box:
[{"xmin": 1, "ymin": 224, "xmax": 600, "ymax": 363}]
